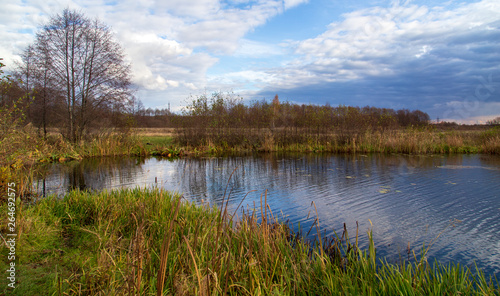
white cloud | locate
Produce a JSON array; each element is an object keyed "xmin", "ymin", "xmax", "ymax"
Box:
[
  {"xmin": 209, "ymin": 69, "xmax": 273, "ymax": 90},
  {"xmin": 233, "ymin": 39, "xmax": 283, "ymax": 58},
  {"xmin": 263, "ymin": 0, "xmax": 500, "ymax": 92},
  {"xmin": 415, "ymin": 45, "xmax": 432, "ymax": 58},
  {"xmin": 284, "ymin": 0, "xmax": 309, "ymax": 10},
  {"xmin": 0, "ymin": 2, "xmax": 45, "ymax": 68},
  {"xmin": 175, "ymin": 1, "xmax": 284, "ymax": 54},
  {"xmin": 154, "ymin": 0, "xmax": 220, "ymax": 18},
  {"xmin": 439, "ymin": 100, "xmax": 500, "ymax": 123},
  {"xmin": 2, "ymin": 0, "xmax": 498, "ymax": 122},
  {"xmin": 0, "ymin": 0, "xmax": 305, "ymax": 110}
]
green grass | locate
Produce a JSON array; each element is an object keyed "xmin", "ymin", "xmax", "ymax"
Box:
[
  {"xmin": 1, "ymin": 187, "xmax": 498, "ymax": 295},
  {"xmin": 140, "ymin": 136, "xmax": 174, "ymax": 147},
  {"xmin": 136, "ymin": 136, "xmax": 181, "ymax": 157}
]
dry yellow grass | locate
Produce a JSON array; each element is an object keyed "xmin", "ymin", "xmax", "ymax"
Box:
[{"xmin": 132, "ymin": 127, "xmax": 175, "ymax": 137}]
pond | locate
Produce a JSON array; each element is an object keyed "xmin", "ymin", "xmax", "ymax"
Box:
[{"xmin": 33, "ymin": 153, "xmax": 500, "ymax": 279}]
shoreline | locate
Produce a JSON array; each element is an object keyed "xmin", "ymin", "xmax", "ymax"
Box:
[
  {"xmin": 2, "ymin": 126, "xmax": 499, "ymax": 167},
  {"xmin": 1, "ymin": 187, "xmax": 498, "ymax": 295}
]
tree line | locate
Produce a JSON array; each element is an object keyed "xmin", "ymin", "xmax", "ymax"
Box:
[
  {"xmin": 2, "ymin": 8, "xmax": 433, "ymax": 147},
  {"xmin": 154, "ymin": 92, "xmax": 431, "ymax": 147}
]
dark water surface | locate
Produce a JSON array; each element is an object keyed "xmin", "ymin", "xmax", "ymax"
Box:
[{"xmin": 34, "ymin": 153, "xmax": 500, "ymax": 278}]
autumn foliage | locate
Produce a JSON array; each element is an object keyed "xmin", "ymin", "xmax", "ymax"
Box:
[{"xmin": 172, "ymin": 92, "xmax": 430, "ymax": 149}]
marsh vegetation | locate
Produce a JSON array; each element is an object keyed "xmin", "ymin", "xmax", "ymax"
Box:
[{"xmin": 1, "ymin": 188, "xmax": 498, "ymax": 295}]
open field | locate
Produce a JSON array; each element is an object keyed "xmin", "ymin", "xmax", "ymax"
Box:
[
  {"xmin": 132, "ymin": 128, "xmax": 176, "ymax": 137},
  {"xmin": 1, "ymin": 187, "xmax": 498, "ymax": 295},
  {"xmin": 131, "ymin": 125, "xmax": 496, "ymax": 137}
]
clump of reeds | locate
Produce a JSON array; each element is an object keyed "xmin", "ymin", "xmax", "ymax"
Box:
[
  {"xmin": 479, "ymin": 127, "xmax": 500, "ymax": 154},
  {"xmin": 2, "ymin": 185, "xmax": 498, "ymax": 295},
  {"xmin": 168, "ymin": 125, "xmax": 500, "ymax": 155}
]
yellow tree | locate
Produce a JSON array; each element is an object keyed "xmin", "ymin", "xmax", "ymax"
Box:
[{"xmin": 271, "ymin": 94, "xmax": 280, "ymax": 129}]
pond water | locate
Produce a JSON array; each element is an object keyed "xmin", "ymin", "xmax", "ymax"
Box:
[{"xmin": 33, "ymin": 153, "xmax": 500, "ymax": 278}]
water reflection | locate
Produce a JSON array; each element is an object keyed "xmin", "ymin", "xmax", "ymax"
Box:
[
  {"xmin": 33, "ymin": 153, "xmax": 500, "ymax": 278},
  {"xmin": 34, "ymin": 157, "xmax": 151, "ymax": 195}
]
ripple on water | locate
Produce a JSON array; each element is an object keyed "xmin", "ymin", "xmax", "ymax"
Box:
[{"xmin": 33, "ymin": 153, "xmax": 500, "ymax": 278}]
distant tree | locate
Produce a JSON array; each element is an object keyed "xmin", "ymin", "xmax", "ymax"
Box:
[
  {"xmin": 487, "ymin": 117, "xmax": 500, "ymax": 125},
  {"xmin": 0, "ymin": 60, "xmax": 25, "ymax": 124},
  {"xmin": 0, "ymin": 59, "xmax": 16, "ymax": 107},
  {"xmin": 16, "ymin": 43, "xmax": 64, "ymax": 138},
  {"xmin": 411, "ymin": 110, "xmax": 430, "ymax": 125},
  {"xmin": 0, "ymin": 59, "xmax": 34, "ymax": 165},
  {"xmin": 396, "ymin": 109, "xmax": 411, "ymax": 126},
  {"xmin": 19, "ymin": 9, "xmax": 133, "ymax": 141},
  {"xmin": 127, "ymin": 96, "xmax": 144, "ymax": 116},
  {"xmin": 271, "ymin": 94, "xmax": 280, "ymax": 129}
]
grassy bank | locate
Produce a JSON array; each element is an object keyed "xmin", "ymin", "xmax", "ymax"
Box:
[
  {"xmin": 2, "ymin": 126, "xmax": 499, "ymax": 168},
  {"xmin": 0, "ymin": 124, "xmax": 142, "ymax": 198},
  {"xmin": 168, "ymin": 126, "xmax": 500, "ymax": 155},
  {"xmin": 1, "ymin": 188, "xmax": 497, "ymax": 295},
  {"xmin": 1, "ymin": 125, "xmax": 499, "ymax": 201}
]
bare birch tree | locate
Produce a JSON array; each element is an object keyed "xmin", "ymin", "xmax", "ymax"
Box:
[{"xmin": 25, "ymin": 9, "xmax": 132, "ymax": 141}]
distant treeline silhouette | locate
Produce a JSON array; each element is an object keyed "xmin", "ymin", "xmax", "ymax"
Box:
[{"xmin": 132, "ymin": 92, "xmax": 431, "ymax": 148}]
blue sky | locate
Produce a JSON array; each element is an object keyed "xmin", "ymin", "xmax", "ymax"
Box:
[{"xmin": 1, "ymin": 0, "xmax": 499, "ymax": 123}]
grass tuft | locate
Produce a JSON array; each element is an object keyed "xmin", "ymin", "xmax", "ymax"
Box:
[{"xmin": 1, "ymin": 187, "xmax": 498, "ymax": 295}]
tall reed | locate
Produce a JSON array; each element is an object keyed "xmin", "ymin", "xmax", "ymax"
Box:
[
  {"xmin": 2, "ymin": 187, "xmax": 498, "ymax": 295},
  {"xmin": 170, "ymin": 127, "xmax": 500, "ymax": 155}
]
